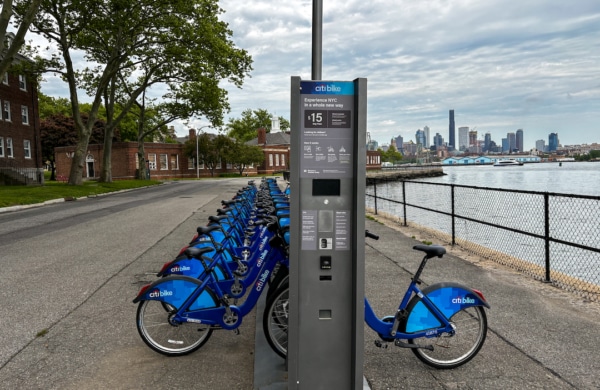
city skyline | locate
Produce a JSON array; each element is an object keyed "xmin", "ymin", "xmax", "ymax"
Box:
[{"xmin": 32, "ymin": 1, "xmax": 600, "ymax": 148}]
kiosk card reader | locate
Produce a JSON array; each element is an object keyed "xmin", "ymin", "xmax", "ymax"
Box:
[{"xmin": 288, "ymin": 77, "xmax": 367, "ymax": 389}]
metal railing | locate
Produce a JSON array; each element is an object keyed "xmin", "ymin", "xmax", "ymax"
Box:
[
  {"xmin": 0, "ymin": 163, "xmax": 43, "ymax": 185},
  {"xmin": 366, "ymin": 180, "xmax": 600, "ymax": 302}
]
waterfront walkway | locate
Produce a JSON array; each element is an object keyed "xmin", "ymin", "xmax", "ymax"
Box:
[{"xmin": 254, "ymin": 206, "xmax": 600, "ymax": 389}]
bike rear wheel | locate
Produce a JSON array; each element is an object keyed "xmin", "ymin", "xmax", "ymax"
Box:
[
  {"xmin": 408, "ymin": 305, "xmax": 487, "ymax": 369},
  {"xmin": 136, "ymin": 300, "xmax": 213, "ymax": 356},
  {"xmin": 262, "ymin": 282, "xmax": 289, "ymax": 358}
]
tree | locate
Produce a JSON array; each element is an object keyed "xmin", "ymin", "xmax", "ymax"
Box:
[
  {"xmin": 28, "ymin": 0, "xmax": 252, "ymax": 184},
  {"xmin": 184, "ymin": 132, "xmax": 234, "ymax": 177},
  {"xmin": 225, "ymin": 141, "xmax": 264, "ymax": 176},
  {"xmin": 0, "ymin": 0, "xmax": 41, "ymax": 75},
  {"xmin": 378, "ymin": 145, "xmax": 403, "ymax": 165},
  {"xmin": 226, "ymin": 108, "xmax": 289, "ymax": 143},
  {"xmin": 38, "ymin": 92, "xmax": 71, "ymax": 119}
]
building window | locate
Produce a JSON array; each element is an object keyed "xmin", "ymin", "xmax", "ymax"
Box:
[
  {"xmin": 281, "ymin": 154, "xmax": 286, "ymax": 167},
  {"xmin": 159, "ymin": 154, "xmax": 168, "ymax": 170},
  {"xmin": 19, "ymin": 75, "xmax": 26, "ymax": 90},
  {"xmin": 0, "ymin": 137, "xmax": 4, "ymax": 157},
  {"xmin": 2, "ymin": 73, "xmax": 7, "ymax": 85},
  {"xmin": 7, "ymin": 138, "xmax": 13, "ymax": 158},
  {"xmin": 21, "ymin": 106, "xmax": 29, "ymax": 125},
  {"xmin": 148, "ymin": 154, "xmax": 157, "ymax": 170},
  {"xmin": 275, "ymin": 153, "xmax": 280, "ymax": 166},
  {"xmin": 227, "ymin": 162, "xmax": 233, "ymax": 169},
  {"xmin": 216, "ymin": 159, "xmax": 221, "ymax": 169},
  {"xmin": 269, "ymin": 154, "xmax": 273, "ymax": 167},
  {"xmin": 170, "ymin": 154, "xmax": 179, "ymax": 170},
  {"xmin": 24, "ymin": 140, "xmax": 31, "ymax": 159},
  {"xmin": 3, "ymin": 101, "xmax": 11, "ymax": 121}
]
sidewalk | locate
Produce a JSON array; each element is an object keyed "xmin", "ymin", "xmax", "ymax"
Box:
[{"xmin": 254, "ymin": 211, "xmax": 600, "ymax": 389}]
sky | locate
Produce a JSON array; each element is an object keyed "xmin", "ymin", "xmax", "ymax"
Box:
[{"xmin": 37, "ymin": 0, "xmax": 600, "ymax": 151}]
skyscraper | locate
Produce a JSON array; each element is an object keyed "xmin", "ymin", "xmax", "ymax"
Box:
[
  {"xmin": 416, "ymin": 129, "xmax": 426, "ymax": 146},
  {"xmin": 516, "ymin": 129, "xmax": 524, "ymax": 152},
  {"xmin": 458, "ymin": 126, "xmax": 469, "ymax": 151},
  {"xmin": 507, "ymin": 132, "xmax": 516, "ymax": 153},
  {"xmin": 423, "ymin": 125, "xmax": 430, "ymax": 148},
  {"xmin": 484, "ymin": 132, "xmax": 492, "ymax": 152},
  {"xmin": 448, "ymin": 110, "xmax": 455, "ymax": 150},
  {"xmin": 536, "ymin": 139, "xmax": 546, "ymax": 153},
  {"xmin": 549, "ymin": 133, "xmax": 559, "ymax": 151}
]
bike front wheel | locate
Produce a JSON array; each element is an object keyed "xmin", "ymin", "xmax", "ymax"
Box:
[
  {"xmin": 136, "ymin": 300, "xmax": 213, "ymax": 356},
  {"xmin": 408, "ymin": 305, "xmax": 487, "ymax": 369},
  {"xmin": 262, "ymin": 282, "xmax": 289, "ymax": 358}
]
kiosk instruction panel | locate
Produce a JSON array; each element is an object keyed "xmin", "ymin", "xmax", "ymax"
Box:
[{"xmin": 300, "ymin": 81, "xmax": 354, "ymax": 179}]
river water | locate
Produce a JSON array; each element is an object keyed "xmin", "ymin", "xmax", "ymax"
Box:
[
  {"xmin": 366, "ymin": 161, "xmax": 600, "ymax": 287},
  {"xmin": 417, "ymin": 161, "xmax": 600, "ymax": 196}
]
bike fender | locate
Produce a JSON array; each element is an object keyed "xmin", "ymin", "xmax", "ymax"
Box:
[
  {"xmin": 133, "ymin": 276, "xmax": 218, "ymax": 311},
  {"xmin": 158, "ymin": 256, "xmax": 205, "ymax": 278},
  {"xmin": 403, "ymin": 282, "xmax": 490, "ymax": 334}
]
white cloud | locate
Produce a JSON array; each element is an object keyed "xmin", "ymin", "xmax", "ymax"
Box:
[{"xmin": 35, "ymin": 0, "xmax": 600, "ymax": 149}]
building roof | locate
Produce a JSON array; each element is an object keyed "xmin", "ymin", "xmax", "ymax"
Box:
[{"xmin": 247, "ymin": 131, "xmax": 290, "ymax": 146}]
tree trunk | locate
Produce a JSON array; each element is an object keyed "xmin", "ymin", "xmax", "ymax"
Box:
[
  {"xmin": 68, "ymin": 131, "xmax": 91, "ymax": 185},
  {"xmin": 137, "ymin": 144, "xmax": 147, "ymax": 180},
  {"xmin": 100, "ymin": 126, "xmax": 114, "ymax": 182}
]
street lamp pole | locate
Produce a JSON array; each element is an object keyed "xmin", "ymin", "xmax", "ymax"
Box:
[{"xmin": 195, "ymin": 125, "xmax": 211, "ymax": 179}]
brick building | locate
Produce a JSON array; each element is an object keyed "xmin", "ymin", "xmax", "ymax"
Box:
[
  {"xmin": 54, "ymin": 127, "xmax": 380, "ymax": 181},
  {"xmin": 55, "ymin": 140, "xmax": 258, "ymax": 180},
  {"xmin": 0, "ymin": 60, "xmax": 42, "ymax": 185},
  {"xmin": 247, "ymin": 128, "xmax": 290, "ymax": 175}
]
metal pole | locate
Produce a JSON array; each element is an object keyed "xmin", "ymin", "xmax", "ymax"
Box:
[
  {"xmin": 312, "ymin": 0, "xmax": 322, "ymax": 80},
  {"xmin": 195, "ymin": 126, "xmax": 211, "ymax": 179}
]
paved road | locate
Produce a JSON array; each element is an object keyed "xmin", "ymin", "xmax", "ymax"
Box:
[
  {"xmin": 2, "ymin": 178, "xmax": 600, "ymax": 389},
  {"xmin": 0, "ymin": 178, "xmax": 258, "ymax": 389}
]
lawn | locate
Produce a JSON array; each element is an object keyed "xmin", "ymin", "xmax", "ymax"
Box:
[{"xmin": 0, "ymin": 179, "xmax": 162, "ymax": 208}]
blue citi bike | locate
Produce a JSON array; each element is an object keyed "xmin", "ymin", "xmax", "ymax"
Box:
[
  {"xmin": 132, "ymin": 214, "xmax": 290, "ymax": 356},
  {"xmin": 263, "ymin": 230, "xmax": 490, "ymax": 369}
]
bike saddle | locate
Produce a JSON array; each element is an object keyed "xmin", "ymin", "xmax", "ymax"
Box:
[
  {"xmin": 413, "ymin": 244, "xmax": 446, "ymax": 258},
  {"xmin": 184, "ymin": 246, "xmax": 215, "ymax": 259},
  {"xmin": 197, "ymin": 225, "xmax": 222, "ymax": 235}
]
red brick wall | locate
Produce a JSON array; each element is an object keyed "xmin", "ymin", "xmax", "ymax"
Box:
[
  {"xmin": 0, "ymin": 71, "xmax": 41, "ymax": 169},
  {"xmin": 55, "ymin": 142, "xmax": 259, "ymax": 180}
]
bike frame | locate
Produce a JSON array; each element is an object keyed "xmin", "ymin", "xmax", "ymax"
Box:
[
  {"xmin": 364, "ymin": 280, "xmax": 456, "ymax": 340},
  {"xmin": 138, "ymin": 233, "xmax": 289, "ymax": 330}
]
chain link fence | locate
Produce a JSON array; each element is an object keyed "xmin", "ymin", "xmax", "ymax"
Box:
[{"xmin": 366, "ymin": 180, "xmax": 600, "ymax": 302}]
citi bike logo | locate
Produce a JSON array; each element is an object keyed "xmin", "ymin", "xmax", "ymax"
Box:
[
  {"xmin": 170, "ymin": 264, "xmax": 191, "ymax": 273},
  {"xmin": 452, "ymin": 296, "xmax": 475, "ymax": 304},
  {"xmin": 255, "ymin": 270, "xmax": 270, "ymax": 292},
  {"xmin": 256, "ymin": 249, "xmax": 269, "ymax": 268},
  {"xmin": 258, "ymin": 235, "xmax": 269, "ymax": 251},
  {"xmin": 149, "ymin": 288, "xmax": 173, "ymax": 298},
  {"xmin": 315, "ymin": 83, "xmax": 341, "ymax": 93}
]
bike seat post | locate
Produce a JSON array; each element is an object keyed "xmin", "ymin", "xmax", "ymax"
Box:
[{"xmin": 411, "ymin": 255, "xmax": 429, "ymax": 283}]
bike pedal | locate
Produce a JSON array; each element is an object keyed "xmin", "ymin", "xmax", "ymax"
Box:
[
  {"xmin": 233, "ymin": 329, "xmax": 240, "ymax": 335},
  {"xmin": 374, "ymin": 340, "xmax": 388, "ymax": 349}
]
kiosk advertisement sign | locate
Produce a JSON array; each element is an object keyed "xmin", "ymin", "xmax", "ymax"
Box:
[{"xmin": 300, "ymin": 81, "xmax": 354, "ymax": 179}]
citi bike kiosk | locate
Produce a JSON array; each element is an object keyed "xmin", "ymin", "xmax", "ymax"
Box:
[{"xmin": 288, "ymin": 77, "xmax": 367, "ymax": 389}]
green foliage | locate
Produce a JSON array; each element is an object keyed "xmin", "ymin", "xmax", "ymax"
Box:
[
  {"xmin": 225, "ymin": 109, "xmax": 290, "ymax": 143},
  {"xmin": 378, "ymin": 145, "xmax": 403, "ymax": 164},
  {"xmin": 225, "ymin": 142, "xmax": 265, "ymax": 175},
  {"xmin": 38, "ymin": 93, "xmax": 72, "ymax": 119}
]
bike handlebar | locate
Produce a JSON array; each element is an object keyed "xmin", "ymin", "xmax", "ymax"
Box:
[{"xmin": 365, "ymin": 230, "xmax": 379, "ymax": 240}]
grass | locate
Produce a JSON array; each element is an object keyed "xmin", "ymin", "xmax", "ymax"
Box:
[{"xmin": 0, "ymin": 179, "xmax": 162, "ymax": 208}]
